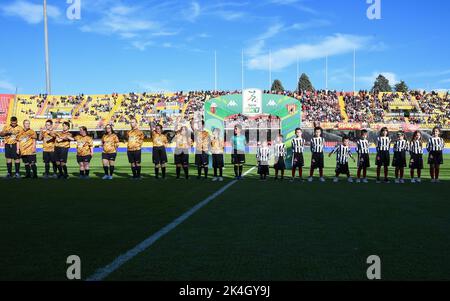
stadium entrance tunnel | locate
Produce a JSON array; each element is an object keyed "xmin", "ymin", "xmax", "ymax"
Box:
[{"xmin": 204, "ymin": 89, "xmax": 301, "ymax": 168}]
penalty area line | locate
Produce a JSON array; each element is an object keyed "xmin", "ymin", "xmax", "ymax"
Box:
[{"xmin": 86, "ymin": 166, "xmax": 256, "ymax": 281}]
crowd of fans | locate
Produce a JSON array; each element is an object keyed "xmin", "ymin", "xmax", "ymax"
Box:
[
  {"xmin": 224, "ymin": 114, "xmax": 281, "ymax": 129},
  {"xmin": 7, "ymin": 89, "xmax": 450, "ymax": 129}
]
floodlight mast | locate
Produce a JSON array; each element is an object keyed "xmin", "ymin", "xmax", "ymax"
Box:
[{"xmin": 44, "ymin": 0, "xmax": 51, "ymax": 95}]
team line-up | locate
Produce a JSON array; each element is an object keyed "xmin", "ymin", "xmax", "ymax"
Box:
[{"xmin": 0, "ymin": 116, "xmax": 445, "ymax": 183}]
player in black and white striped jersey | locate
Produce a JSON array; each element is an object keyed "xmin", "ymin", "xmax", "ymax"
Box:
[
  {"xmin": 355, "ymin": 129, "xmax": 370, "ymax": 183},
  {"xmin": 273, "ymin": 134, "xmax": 286, "ymax": 180},
  {"xmin": 409, "ymin": 130, "xmax": 424, "ymax": 183},
  {"xmin": 392, "ymin": 131, "xmax": 409, "ymax": 184},
  {"xmin": 329, "ymin": 135, "xmax": 355, "ymax": 183},
  {"xmin": 376, "ymin": 127, "xmax": 391, "ymax": 183},
  {"xmin": 257, "ymin": 141, "xmax": 271, "ymax": 180},
  {"xmin": 308, "ymin": 127, "xmax": 326, "ymax": 182},
  {"xmin": 291, "ymin": 128, "xmax": 305, "ymax": 182},
  {"xmin": 427, "ymin": 127, "xmax": 445, "ymax": 183}
]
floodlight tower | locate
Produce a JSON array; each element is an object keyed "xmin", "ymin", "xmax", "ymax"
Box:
[{"xmin": 43, "ymin": 0, "xmax": 51, "ymax": 95}]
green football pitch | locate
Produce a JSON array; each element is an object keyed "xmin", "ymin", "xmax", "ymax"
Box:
[{"xmin": 1, "ymin": 152, "xmax": 450, "ymax": 281}]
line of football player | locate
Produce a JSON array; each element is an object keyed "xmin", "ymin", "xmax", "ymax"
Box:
[{"xmin": 0, "ymin": 117, "xmax": 445, "ymax": 183}]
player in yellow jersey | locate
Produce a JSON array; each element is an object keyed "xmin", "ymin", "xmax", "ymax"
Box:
[
  {"xmin": 174, "ymin": 125, "xmax": 192, "ymax": 179},
  {"xmin": 55, "ymin": 121, "xmax": 73, "ymax": 179},
  {"xmin": 101, "ymin": 124, "xmax": 120, "ymax": 180},
  {"xmin": 16, "ymin": 120, "xmax": 38, "ymax": 179},
  {"xmin": 74, "ymin": 126, "xmax": 94, "ymax": 179},
  {"xmin": 0, "ymin": 116, "xmax": 24, "ymax": 178},
  {"xmin": 150, "ymin": 122, "xmax": 169, "ymax": 179},
  {"xmin": 211, "ymin": 127, "xmax": 225, "ymax": 182},
  {"xmin": 126, "ymin": 118, "xmax": 145, "ymax": 179},
  {"xmin": 39, "ymin": 119, "xmax": 58, "ymax": 178},
  {"xmin": 191, "ymin": 119, "xmax": 211, "ymax": 180}
]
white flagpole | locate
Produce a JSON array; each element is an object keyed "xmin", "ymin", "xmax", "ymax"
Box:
[
  {"xmin": 353, "ymin": 48, "xmax": 356, "ymax": 95},
  {"xmin": 296, "ymin": 55, "xmax": 299, "ymax": 91},
  {"xmin": 269, "ymin": 50, "xmax": 272, "ymax": 90},
  {"xmin": 241, "ymin": 49, "xmax": 244, "ymax": 91},
  {"xmin": 44, "ymin": 0, "xmax": 51, "ymax": 95},
  {"xmin": 325, "ymin": 55, "xmax": 328, "ymax": 91},
  {"xmin": 214, "ymin": 50, "xmax": 217, "ymax": 91}
]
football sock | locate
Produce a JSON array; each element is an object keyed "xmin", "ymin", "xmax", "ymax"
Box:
[
  {"xmin": 204, "ymin": 167, "xmax": 208, "ymax": 179},
  {"xmin": 238, "ymin": 165, "xmax": 243, "ymax": 176},
  {"xmin": 103, "ymin": 166, "xmax": 109, "ymax": 176},
  {"xmin": 52, "ymin": 163, "xmax": 58, "ymax": 174},
  {"xmin": 183, "ymin": 167, "xmax": 189, "ymax": 179},
  {"xmin": 234, "ymin": 165, "xmax": 238, "ymax": 177},
  {"xmin": 45, "ymin": 163, "xmax": 50, "ymax": 175},
  {"xmin": 7, "ymin": 163, "xmax": 12, "ymax": 175},
  {"xmin": 155, "ymin": 168, "xmax": 159, "ymax": 178},
  {"xmin": 176, "ymin": 167, "xmax": 181, "ymax": 178},
  {"xmin": 25, "ymin": 165, "xmax": 31, "ymax": 177},
  {"xmin": 109, "ymin": 166, "xmax": 115, "ymax": 176},
  {"xmin": 162, "ymin": 167, "xmax": 166, "ymax": 179},
  {"xmin": 62, "ymin": 165, "xmax": 68, "ymax": 176},
  {"xmin": 31, "ymin": 164, "xmax": 37, "ymax": 177},
  {"xmin": 219, "ymin": 168, "xmax": 223, "ymax": 177},
  {"xmin": 137, "ymin": 166, "xmax": 141, "ymax": 177},
  {"xmin": 15, "ymin": 163, "xmax": 20, "ymax": 174}
]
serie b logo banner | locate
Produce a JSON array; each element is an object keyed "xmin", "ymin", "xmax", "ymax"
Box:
[{"xmin": 243, "ymin": 89, "xmax": 262, "ymax": 116}]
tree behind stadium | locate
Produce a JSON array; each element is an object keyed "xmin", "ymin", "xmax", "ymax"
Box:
[
  {"xmin": 271, "ymin": 79, "xmax": 285, "ymax": 92},
  {"xmin": 371, "ymin": 74, "xmax": 392, "ymax": 92},
  {"xmin": 298, "ymin": 73, "xmax": 314, "ymax": 92},
  {"xmin": 395, "ymin": 80, "xmax": 409, "ymax": 93}
]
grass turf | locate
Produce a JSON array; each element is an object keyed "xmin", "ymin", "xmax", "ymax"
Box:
[{"xmin": 0, "ymin": 152, "xmax": 449, "ymax": 280}]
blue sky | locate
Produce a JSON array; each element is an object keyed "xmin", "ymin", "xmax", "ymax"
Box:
[{"xmin": 0, "ymin": 0, "xmax": 449, "ymax": 94}]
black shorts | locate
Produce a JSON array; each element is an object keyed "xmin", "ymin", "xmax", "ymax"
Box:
[
  {"xmin": 357, "ymin": 153, "xmax": 370, "ymax": 168},
  {"xmin": 392, "ymin": 151, "xmax": 406, "ymax": 168},
  {"xmin": 127, "ymin": 150, "xmax": 142, "ymax": 164},
  {"xmin": 195, "ymin": 152, "xmax": 209, "ymax": 166},
  {"xmin": 311, "ymin": 152, "xmax": 324, "ymax": 169},
  {"xmin": 212, "ymin": 154, "xmax": 224, "ymax": 168},
  {"xmin": 77, "ymin": 155, "xmax": 92, "ymax": 163},
  {"xmin": 231, "ymin": 151, "xmax": 246, "ymax": 165},
  {"xmin": 102, "ymin": 153, "xmax": 117, "ymax": 161},
  {"xmin": 174, "ymin": 152, "xmax": 189, "ymax": 165},
  {"xmin": 376, "ymin": 150, "xmax": 390, "ymax": 167},
  {"xmin": 22, "ymin": 154, "xmax": 37, "ymax": 164},
  {"xmin": 55, "ymin": 147, "xmax": 69, "ymax": 163},
  {"xmin": 428, "ymin": 150, "xmax": 443, "ymax": 165},
  {"xmin": 336, "ymin": 162, "xmax": 350, "ymax": 175},
  {"xmin": 274, "ymin": 156, "xmax": 286, "ymax": 170},
  {"xmin": 43, "ymin": 151, "xmax": 55, "ymax": 163},
  {"xmin": 292, "ymin": 153, "xmax": 304, "ymax": 168},
  {"xmin": 409, "ymin": 153, "xmax": 424, "ymax": 170},
  {"xmin": 258, "ymin": 165, "xmax": 269, "ymax": 174},
  {"xmin": 4, "ymin": 144, "xmax": 19, "ymax": 160},
  {"xmin": 152, "ymin": 146, "xmax": 168, "ymax": 165}
]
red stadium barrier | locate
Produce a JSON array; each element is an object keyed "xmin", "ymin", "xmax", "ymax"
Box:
[{"xmin": 0, "ymin": 94, "xmax": 13, "ymax": 124}]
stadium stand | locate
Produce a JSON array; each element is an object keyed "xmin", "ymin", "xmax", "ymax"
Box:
[
  {"xmin": 2, "ymin": 90, "xmax": 450, "ymax": 131},
  {"xmin": 0, "ymin": 94, "xmax": 12, "ymax": 126}
]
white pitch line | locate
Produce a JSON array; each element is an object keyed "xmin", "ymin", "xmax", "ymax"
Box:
[{"xmin": 86, "ymin": 167, "xmax": 256, "ymax": 281}]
